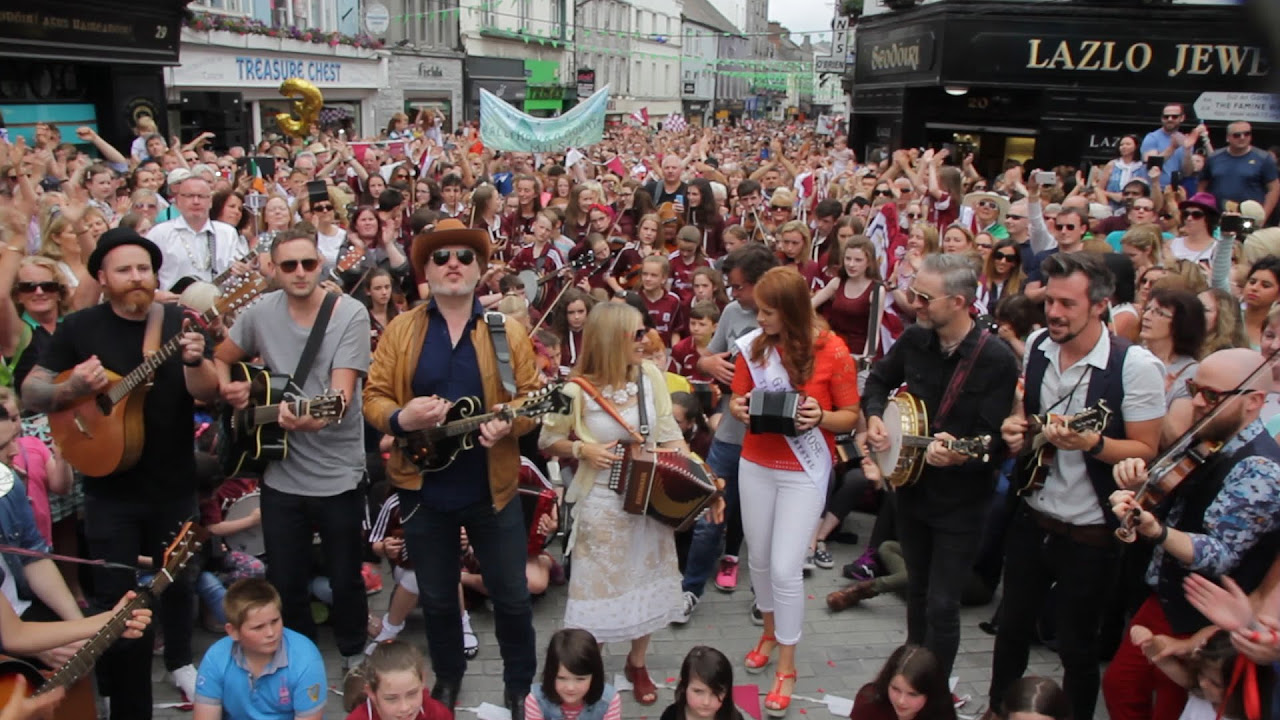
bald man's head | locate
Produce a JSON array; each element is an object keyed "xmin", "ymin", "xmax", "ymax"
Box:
[
  {"xmin": 1062, "ymin": 195, "xmax": 1089, "ymax": 211},
  {"xmin": 1200, "ymin": 348, "xmax": 1270, "ymax": 392},
  {"xmin": 662, "ymin": 155, "xmax": 683, "ymax": 184},
  {"xmin": 1191, "ymin": 348, "xmax": 1269, "ymax": 440}
]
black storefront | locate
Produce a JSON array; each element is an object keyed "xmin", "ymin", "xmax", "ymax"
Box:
[
  {"xmin": 463, "ymin": 57, "xmax": 527, "ymax": 123},
  {"xmin": 850, "ymin": 2, "xmax": 1275, "ymax": 178},
  {"xmin": 0, "ymin": 0, "xmax": 185, "ymax": 150}
]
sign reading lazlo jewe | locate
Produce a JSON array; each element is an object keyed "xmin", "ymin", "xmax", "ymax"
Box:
[{"xmin": 944, "ymin": 19, "xmax": 1271, "ymax": 91}]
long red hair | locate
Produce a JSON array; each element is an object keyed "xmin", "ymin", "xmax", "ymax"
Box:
[{"xmin": 750, "ymin": 266, "xmax": 818, "ymax": 388}]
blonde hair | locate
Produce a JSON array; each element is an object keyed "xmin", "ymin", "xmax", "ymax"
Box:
[
  {"xmin": 38, "ymin": 212, "xmax": 75, "ymax": 263},
  {"xmin": 779, "ymin": 220, "xmax": 812, "ymax": 261},
  {"xmin": 14, "ymin": 256, "xmax": 71, "ymax": 314},
  {"xmin": 573, "ymin": 303, "xmax": 643, "ymax": 390},
  {"xmin": 910, "ymin": 223, "xmax": 940, "ymax": 255},
  {"xmin": 136, "ymin": 116, "xmax": 157, "ymax": 134}
]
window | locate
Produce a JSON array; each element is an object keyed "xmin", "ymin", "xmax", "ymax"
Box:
[
  {"xmin": 635, "ymin": 60, "xmax": 642, "ymax": 95},
  {"xmin": 551, "ymin": 0, "xmax": 562, "ymax": 36},
  {"xmin": 518, "ymin": 0, "xmax": 530, "ymax": 32},
  {"xmin": 190, "ymin": 0, "xmax": 250, "ymax": 14}
]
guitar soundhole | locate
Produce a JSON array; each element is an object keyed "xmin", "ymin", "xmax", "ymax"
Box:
[{"xmin": 94, "ymin": 394, "xmax": 112, "ymax": 415}]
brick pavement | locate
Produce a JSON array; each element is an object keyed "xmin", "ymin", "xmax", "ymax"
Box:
[{"xmin": 149, "ymin": 514, "xmax": 1099, "ymax": 719}]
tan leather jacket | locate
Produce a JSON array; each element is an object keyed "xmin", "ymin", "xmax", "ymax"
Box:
[{"xmin": 362, "ymin": 303, "xmax": 539, "ymax": 510}]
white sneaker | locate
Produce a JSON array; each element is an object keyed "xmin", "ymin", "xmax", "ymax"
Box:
[
  {"xmin": 672, "ymin": 590, "xmax": 699, "ymax": 625},
  {"xmin": 168, "ymin": 664, "xmax": 198, "ymax": 702}
]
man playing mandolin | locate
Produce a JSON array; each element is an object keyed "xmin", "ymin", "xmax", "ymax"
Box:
[
  {"xmin": 855, "ymin": 253, "xmax": 1018, "ymax": 680},
  {"xmin": 20, "ymin": 228, "xmax": 219, "ymax": 719},
  {"xmin": 987, "ymin": 252, "xmax": 1165, "ymax": 720},
  {"xmin": 363, "ymin": 217, "xmax": 542, "ymax": 720}
]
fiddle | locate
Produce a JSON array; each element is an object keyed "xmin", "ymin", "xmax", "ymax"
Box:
[{"xmin": 1114, "ymin": 438, "xmax": 1223, "ymax": 543}]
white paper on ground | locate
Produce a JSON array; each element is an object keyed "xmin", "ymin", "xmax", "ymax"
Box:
[
  {"xmin": 949, "ymin": 676, "xmax": 958, "ymax": 693},
  {"xmin": 464, "ymin": 702, "xmax": 512, "ymax": 720},
  {"xmin": 614, "ymin": 672, "xmax": 634, "ymax": 691},
  {"xmin": 821, "ymin": 694, "xmax": 854, "ymax": 716}
]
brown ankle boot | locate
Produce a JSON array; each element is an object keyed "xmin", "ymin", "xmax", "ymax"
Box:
[{"xmin": 826, "ymin": 579, "xmax": 878, "ymax": 612}]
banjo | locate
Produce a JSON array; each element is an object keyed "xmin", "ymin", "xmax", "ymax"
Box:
[{"xmin": 873, "ymin": 392, "xmax": 994, "ymax": 488}]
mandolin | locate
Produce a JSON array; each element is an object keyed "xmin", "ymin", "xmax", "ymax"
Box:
[
  {"xmin": 1015, "ymin": 400, "xmax": 1113, "ymax": 497},
  {"xmin": 50, "ymin": 275, "xmax": 267, "ymax": 478},
  {"xmin": 222, "ymin": 363, "xmax": 348, "ymax": 476},
  {"xmin": 396, "ymin": 385, "xmax": 571, "ymax": 473},
  {"xmin": 0, "ymin": 521, "xmax": 205, "ymax": 716}
]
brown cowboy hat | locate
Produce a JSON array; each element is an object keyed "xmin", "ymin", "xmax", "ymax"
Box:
[{"xmin": 410, "ymin": 218, "xmax": 492, "ymax": 271}]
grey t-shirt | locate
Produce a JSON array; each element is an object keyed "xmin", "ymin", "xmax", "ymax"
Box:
[
  {"xmin": 708, "ymin": 300, "xmax": 759, "ymax": 445},
  {"xmin": 230, "ymin": 290, "xmax": 371, "ymax": 496}
]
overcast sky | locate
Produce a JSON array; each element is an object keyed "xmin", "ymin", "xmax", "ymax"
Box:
[{"xmin": 769, "ymin": 0, "xmax": 838, "ymax": 41}]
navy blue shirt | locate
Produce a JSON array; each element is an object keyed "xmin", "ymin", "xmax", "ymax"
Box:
[
  {"xmin": 1025, "ymin": 247, "xmax": 1059, "ymax": 285},
  {"xmin": 412, "ymin": 298, "xmax": 490, "ymax": 510}
]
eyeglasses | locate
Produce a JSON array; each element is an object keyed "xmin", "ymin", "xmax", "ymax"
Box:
[
  {"xmin": 1184, "ymin": 209, "xmax": 1206, "ymax": 220},
  {"xmin": 277, "ymin": 258, "xmax": 320, "ymax": 273},
  {"xmin": 1185, "ymin": 380, "xmax": 1256, "ymax": 404},
  {"xmin": 994, "ymin": 252, "xmax": 1018, "ymax": 263},
  {"xmin": 1144, "ymin": 305, "xmax": 1173, "ymax": 319},
  {"xmin": 1231, "ymin": 131, "xmax": 1252, "ymax": 138},
  {"xmin": 16, "ymin": 281, "xmax": 61, "ymax": 294},
  {"xmin": 1057, "ymin": 223, "xmax": 1079, "ymax": 231},
  {"xmin": 312, "ymin": 203, "xmax": 334, "ymax": 212},
  {"xmin": 905, "ymin": 286, "xmax": 947, "ymax": 305},
  {"xmin": 633, "ymin": 328, "xmax": 648, "ymax": 342},
  {"xmin": 976, "ymin": 200, "xmax": 999, "ymax": 210},
  {"xmin": 431, "ymin": 248, "xmax": 476, "ymax": 266},
  {"xmin": 1006, "ymin": 214, "xmax": 1025, "ymax": 220}
]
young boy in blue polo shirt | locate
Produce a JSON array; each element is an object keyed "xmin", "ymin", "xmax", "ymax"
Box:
[{"xmin": 194, "ymin": 578, "xmax": 327, "ymax": 720}]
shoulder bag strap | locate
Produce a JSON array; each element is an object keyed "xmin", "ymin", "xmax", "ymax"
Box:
[
  {"xmin": 933, "ymin": 331, "xmax": 990, "ymax": 432},
  {"xmin": 143, "ymin": 303, "xmax": 166, "ymax": 357},
  {"xmin": 635, "ymin": 367, "xmax": 650, "ymax": 440},
  {"xmin": 568, "ymin": 377, "xmax": 646, "ymax": 445},
  {"xmin": 863, "ymin": 282, "xmax": 883, "ymax": 361},
  {"xmin": 290, "ymin": 292, "xmax": 338, "ymax": 394},
  {"xmin": 484, "ymin": 312, "xmax": 516, "ymax": 395}
]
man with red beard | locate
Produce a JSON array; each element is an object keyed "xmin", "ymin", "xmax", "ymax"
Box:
[{"xmin": 21, "ymin": 227, "xmax": 220, "ymax": 719}]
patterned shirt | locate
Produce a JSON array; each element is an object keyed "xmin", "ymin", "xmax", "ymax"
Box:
[{"xmin": 1146, "ymin": 418, "xmax": 1280, "ymax": 585}]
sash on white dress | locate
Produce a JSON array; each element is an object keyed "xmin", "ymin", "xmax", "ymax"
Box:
[{"xmin": 735, "ymin": 329, "xmax": 834, "ymax": 485}]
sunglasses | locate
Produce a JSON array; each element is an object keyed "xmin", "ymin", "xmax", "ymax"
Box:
[
  {"xmin": 16, "ymin": 281, "xmax": 61, "ymax": 294},
  {"xmin": 1162, "ymin": 113, "xmax": 1182, "ymax": 119},
  {"xmin": 1058, "ymin": 223, "xmax": 1079, "ymax": 231},
  {"xmin": 277, "ymin": 258, "xmax": 320, "ymax": 273},
  {"xmin": 873, "ymin": 190, "xmax": 893, "ymax": 197},
  {"xmin": 1159, "ymin": 213, "xmax": 1175, "ymax": 221},
  {"xmin": 1184, "ymin": 209, "xmax": 1206, "ymax": 219},
  {"xmin": 906, "ymin": 212, "xmax": 921, "ymax": 219},
  {"xmin": 994, "ymin": 252, "xmax": 1018, "ymax": 262},
  {"xmin": 770, "ymin": 204, "xmax": 790, "ymax": 211},
  {"xmin": 134, "ymin": 203, "xmax": 158, "ymax": 210},
  {"xmin": 905, "ymin": 286, "xmax": 946, "ymax": 305},
  {"xmin": 633, "ymin": 328, "xmax": 648, "ymax": 342},
  {"xmin": 1185, "ymin": 380, "xmax": 1255, "ymax": 404},
  {"xmin": 1133, "ymin": 204, "xmax": 1155, "ymax": 212},
  {"xmin": 312, "ymin": 203, "xmax": 335, "ymax": 212},
  {"xmin": 1123, "ymin": 191, "xmax": 1143, "ymax": 198},
  {"xmin": 976, "ymin": 243, "xmax": 994, "ymax": 250},
  {"xmin": 1006, "ymin": 214, "xmax": 1024, "ymax": 220},
  {"xmin": 976, "ymin": 200, "xmax": 999, "ymax": 210},
  {"xmin": 431, "ymin": 248, "xmax": 476, "ymax": 266},
  {"xmin": 1231, "ymin": 131, "xmax": 1252, "ymax": 138}
]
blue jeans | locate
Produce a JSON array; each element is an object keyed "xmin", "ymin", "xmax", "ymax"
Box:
[
  {"xmin": 196, "ymin": 571, "xmax": 228, "ymax": 625},
  {"xmin": 397, "ymin": 491, "xmax": 536, "ymax": 692},
  {"xmin": 682, "ymin": 438, "xmax": 743, "ymax": 597}
]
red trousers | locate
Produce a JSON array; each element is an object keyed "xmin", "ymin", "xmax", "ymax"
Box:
[{"xmin": 1102, "ymin": 595, "xmax": 1192, "ymax": 720}]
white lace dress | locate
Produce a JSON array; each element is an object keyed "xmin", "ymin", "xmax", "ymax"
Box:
[{"xmin": 543, "ymin": 368, "xmax": 685, "ymax": 643}]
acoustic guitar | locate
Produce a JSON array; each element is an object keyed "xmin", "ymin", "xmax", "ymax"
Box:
[
  {"xmin": 396, "ymin": 385, "xmax": 570, "ymax": 473},
  {"xmin": 49, "ymin": 275, "xmax": 268, "ymax": 477},
  {"xmin": 0, "ymin": 521, "xmax": 205, "ymax": 718},
  {"xmin": 222, "ymin": 363, "xmax": 348, "ymax": 476},
  {"xmin": 1015, "ymin": 400, "xmax": 1113, "ymax": 497}
]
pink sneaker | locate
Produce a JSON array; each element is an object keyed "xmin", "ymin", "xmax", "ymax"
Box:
[
  {"xmin": 714, "ymin": 557, "xmax": 739, "ymax": 592},
  {"xmin": 362, "ymin": 563, "xmax": 383, "ymax": 595}
]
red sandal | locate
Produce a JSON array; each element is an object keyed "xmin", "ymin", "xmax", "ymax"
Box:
[
  {"xmin": 744, "ymin": 633, "xmax": 776, "ymax": 674},
  {"xmin": 765, "ymin": 671, "xmax": 797, "ymax": 717},
  {"xmin": 624, "ymin": 661, "xmax": 658, "ymax": 705}
]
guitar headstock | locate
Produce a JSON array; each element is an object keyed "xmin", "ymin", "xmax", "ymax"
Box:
[
  {"xmin": 301, "ymin": 392, "xmax": 347, "ymax": 421},
  {"xmin": 1069, "ymin": 400, "xmax": 1113, "ymax": 434},
  {"xmin": 149, "ymin": 522, "xmax": 207, "ymax": 596},
  {"xmin": 948, "ymin": 434, "xmax": 993, "ymax": 462},
  {"xmin": 512, "ymin": 384, "xmax": 572, "ymax": 418},
  {"xmin": 215, "ymin": 273, "xmax": 269, "ymax": 318},
  {"xmin": 336, "ymin": 245, "xmax": 365, "ymax": 273}
]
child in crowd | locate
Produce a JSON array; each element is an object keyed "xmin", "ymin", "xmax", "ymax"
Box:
[
  {"xmin": 194, "ymin": 578, "xmax": 327, "ymax": 720},
  {"xmin": 525, "ymin": 628, "xmax": 621, "ymax": 720},
  {"xmin": 996, "ymin": 677, "xmax": 1071, "ymax": 720},
  {"xmin": 196, "ymin": 454, "xmax": 267, "ymax": 629},
  {"xmin": 671, "ymin": 302, "xmax": 719, "ymax": 384},
  {"xmin": 0, "ymin": 387, "xmax": 69, "ymax": 546},
  {"xmin": 671, "ymin": 392, "xmax": 714, "ymax": 461},
  {"xmin": 344, "ymin": 640, "xmax": 452, "ymax": 720},
  {"xmin": 850, "ymin": 644, "xmax": 956, "ymax": 720},
  {"xmin": 661, "ymin": 646, "xmax": 742, "ymax": 720},
  {"xmin": 1129, "ymin": 627, "xmax": 1274, "ymax": 720}
]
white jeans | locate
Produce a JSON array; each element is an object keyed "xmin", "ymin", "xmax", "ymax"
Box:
[{"xmin": 738, "ymin": 457, "xmax": 826, "ymax": 645}]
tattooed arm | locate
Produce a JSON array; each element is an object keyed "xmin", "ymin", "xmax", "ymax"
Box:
[{"xmin": 21, "ymin": 360, "xmax": 106, "ymax": 414}]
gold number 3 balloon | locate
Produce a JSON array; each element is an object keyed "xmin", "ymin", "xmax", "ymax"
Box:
[{"xmin": 275, "ymin": 78, "xmax": 324, "ymax": 138}]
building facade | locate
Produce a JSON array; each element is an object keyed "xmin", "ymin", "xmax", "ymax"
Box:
[
  {"xmin": 682, "ymin": 0, "xmax": 741, "ymax": 125},
  {"xmin": 376, "ymin": 0, "xmax": 465, "ymax": 132},
  {"xmin": 459, "ymin": 0, "xmax": 574, "ymax": 119}
]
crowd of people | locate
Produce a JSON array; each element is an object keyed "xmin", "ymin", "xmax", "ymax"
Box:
[{"xmin": 0, "ymin": 100, "xmax": 1276, "ymax": 720}]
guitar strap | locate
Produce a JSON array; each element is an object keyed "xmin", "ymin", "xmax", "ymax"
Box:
[
  {"xmin": 142, "ymin": 303, "xmax": 165, "ymax": 359},
  {"xmin": 290, "ymin": 292, "xmax": 337, "ymax": 395},
  {"xmin": 932, "ymin": 330, "xmax": 989, "ymax": 432},
  {"xmin": 484, "ymin": 312, "xmax": 517, "ymax": 395}
]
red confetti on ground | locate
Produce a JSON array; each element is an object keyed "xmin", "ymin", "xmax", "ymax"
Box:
[
  {"xmin": 807, "ymin": 595, "xmax": 814, "ymax": 600},
  {"xmin": 817, "ymin": 688, "xmax": 825, "ymax": 693},
  {"xmin": 799, "ymin": 709, "xmax": 808, "ymax": 714},
  {"xmin": 667, "ymin": 678, "xmax": 677, "ymax": 684},
  {"xmin": 827, "ymin": 660, "xmax": 837, "ymax": 668}
]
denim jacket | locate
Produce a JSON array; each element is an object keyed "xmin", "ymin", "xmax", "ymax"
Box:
[{"xmin": 0, "ymin": 471, "xmax": 52, "ymax": 604}]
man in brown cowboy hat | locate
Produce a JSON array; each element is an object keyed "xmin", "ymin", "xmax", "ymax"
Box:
[{"xmin": 364, "ymin": 217, "xmax": 543, "ymax": 720}]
